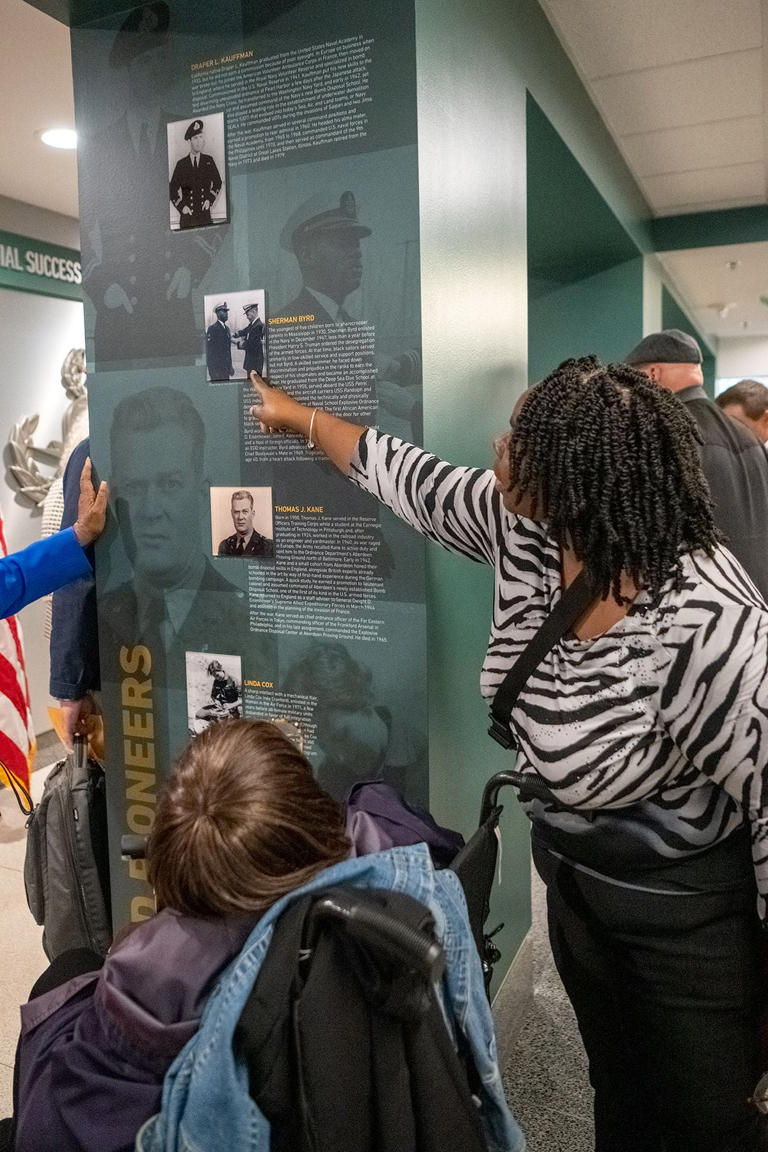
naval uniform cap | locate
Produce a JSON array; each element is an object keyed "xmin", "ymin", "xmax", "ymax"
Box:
[
  {"xmin": 214, "ymin": 302, "xmax": 229, "ymax": 313},
  {"xmin": 243, "ymin": 302, "xmax": 260, "ymax": 311},
  {"xmin": 185, "ymin": 119, "xmax": 204, "ymax": 140},
  {"xmin": 625, "ymin": 328, "xmax": 703, "ymax": 366},
  {"xmin": 280, "ymin": 191, "xmax": 372, "ymax": 252},
  {"xmin": 109, "ymin": 2, "xmax": 170, "ymax": 69}
]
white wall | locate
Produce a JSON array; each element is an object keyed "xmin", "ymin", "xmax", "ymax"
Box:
[
  {"xmin": 642, "ymin": 255, "xmax": 664, "ymax": 335},
  {"xmin": 0, "ymin": 194, "xmax": 79, "ymax": 250},
  {"xmin": 0, "ymin": 196, "xmax": 83, "ymax": 736},
  {"xmin": 716, "ymin": 336, "xmax": 768, "ymax": 389}
]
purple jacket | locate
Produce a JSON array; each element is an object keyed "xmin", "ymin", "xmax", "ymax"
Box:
[
  {"xmin": 14, "ymin": 790, "xmax": 463, "ymax": 1152},
  {"xmin": 15, "ymin": 910, "xmax": 257, "ymax": 1152}
]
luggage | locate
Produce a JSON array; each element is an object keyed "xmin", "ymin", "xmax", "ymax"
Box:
[{"xmin": 22, "ymin": 734, "xmax": 112, "ymax": 960}]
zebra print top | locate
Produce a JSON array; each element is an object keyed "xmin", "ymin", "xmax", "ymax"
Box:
[{"xmin": 351, "ymin": 429, "xmax": 768, "ymax": 920}]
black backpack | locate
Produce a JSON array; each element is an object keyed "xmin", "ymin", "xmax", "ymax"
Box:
[
  {"xmin": 236, "ymin": 886, "xmax": 489, "ymax": 1152},
  {"xmin": 16, "ymin": 734, "xmax": 112, "ymax": 960}
]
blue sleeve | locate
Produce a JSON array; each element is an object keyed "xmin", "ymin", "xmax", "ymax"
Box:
[
  {"xmin": 0, "ymin": 529, "xmax": 91, "ymax": 620},
  {"xmin": 49, "ymin": 438, "xmax": 101, "ymax": 699}
]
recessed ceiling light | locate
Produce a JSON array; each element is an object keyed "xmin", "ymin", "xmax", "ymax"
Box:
[
  {"xmin": 40, "ymin": 128, "xmax": 77, "ymax": 150},
  {"xmin": 707, "ymin": 302, "xmax": 736, "ymax": 319}
]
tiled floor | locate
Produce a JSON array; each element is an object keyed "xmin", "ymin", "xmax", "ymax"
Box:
[
  {"xmin": 0, "ymin": 734, "xmax": 64, "ymax": 1116},
  {"xmin": 502, "ymin": 870, "xmax": 595, "ymax": 1150}
]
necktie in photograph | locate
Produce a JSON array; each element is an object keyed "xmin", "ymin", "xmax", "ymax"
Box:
[
  {"xmin": 236, "ymin": 537, "xmax": 245, "ymax": 556},
  {"xmin": 138, "ymin": 593, "xmax": 171, "ymax": 652}
]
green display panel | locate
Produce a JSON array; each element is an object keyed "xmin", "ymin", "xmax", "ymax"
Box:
[{"xmin": 68, "ymin": 0, "xmax": 426, "ymax": 924}]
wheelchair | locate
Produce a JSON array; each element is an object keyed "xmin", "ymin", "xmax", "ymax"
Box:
[{"xmin": 123, "ymin": 769, "xmax": 527, "ymax": 997}]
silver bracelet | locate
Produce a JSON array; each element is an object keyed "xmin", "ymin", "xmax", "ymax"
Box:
[{"xmin": 307, "ymin": 407, "xmax": 318, "ymax": 449}]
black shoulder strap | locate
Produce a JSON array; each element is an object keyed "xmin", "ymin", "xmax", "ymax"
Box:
[{"xmin": 488, "ymin": 570, "xmax": 595, "ymax": 749}]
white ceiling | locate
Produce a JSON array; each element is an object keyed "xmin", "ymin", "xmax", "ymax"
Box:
[
  {"xmin": 0, "ymin": 0, "xmax": 77, "ymax": 218},
  {"xmin": 539, "ymin": 0, "xmax": 768, "ymax": 341},
  {"xmin": 539, "ymin": 0, "xmax": 768, "ymax": 217},
  {"xmin": 3, "ymin": 0, "xmax": 768, "ymax": 345},
  {"xmin": 657, "ymin": 240, "xmax": 768, "ymax": 338}
]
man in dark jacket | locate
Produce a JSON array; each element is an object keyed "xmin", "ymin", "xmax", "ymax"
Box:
[
  {"xmin": 50, "ymin": 437, "xmax": 102, "ymax": 748},
  {"xmin": 206, "ymin": 302, "xmax": 234, "ymax": 381},
  {"xmin": 235, "ymin": 302, "xmax": 265, "ymax": 376},
  {"xmin": 626, "ymin": 328, "xmax": 768, "ymax": 601}
]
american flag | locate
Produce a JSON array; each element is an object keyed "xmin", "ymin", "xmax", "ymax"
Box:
[{"xmin": 0, "ymin": 516, "xmax": 34, "ymax": 790}]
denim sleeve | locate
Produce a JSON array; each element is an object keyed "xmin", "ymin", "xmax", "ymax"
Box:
[
  {"xmin": 49, "ymin": 438, "xmax": 101, "ymax": 700},
  {"xmin": 435, "ymin": 870, "xmax": 526, "ymax": 1152}
]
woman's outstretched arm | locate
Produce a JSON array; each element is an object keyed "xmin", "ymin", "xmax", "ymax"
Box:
[
  {"xmin": 249, "ymin": 372, "xmax": 499, "ymax": 566},
  {"xmin": 249, "ymin": 373, "xmax": 365, "ymax": 474}
]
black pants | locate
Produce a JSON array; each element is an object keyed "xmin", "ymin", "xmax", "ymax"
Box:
[{"xmin": 534, "ymin": 845, "xmax": 768, "ymax": 1152}]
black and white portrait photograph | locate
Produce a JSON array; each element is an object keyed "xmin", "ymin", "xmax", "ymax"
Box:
[
  {"xmin": 203, "ymin": 288, "xmax": 267, "ymax": 383},
  {"xmin": 211, "ymin": 486, "xmax": 274, "ymax": 560},
  {"xmin": 167, "ymin": 112, "xmax": 227, "ymax": 232},
  {"xmin": 185, "ymin": 651, "xmax": 242, "ymax": 736}
]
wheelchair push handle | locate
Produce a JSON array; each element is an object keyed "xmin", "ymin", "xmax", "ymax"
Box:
[
  {"xmin": 308, "ymin": 892, "xmax": 445, "ymax": 984},
  {"xmin": 121, "ymin": 834, "xmax": 149, "ymax": 860}
]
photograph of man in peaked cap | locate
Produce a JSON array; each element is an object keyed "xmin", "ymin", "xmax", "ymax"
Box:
[
  {"xmin": 77, "ymin": 2, "xmax": 226, "ymax": 365},
  {"xmin": 276, "ymin": 191, "xmax": 371, "ymax": 323},
  {"xmin": 167, "ymin": 112, "xmax": 226, "ymax": 231},
  {"xmin": 203, "ymin": 288, "xmax": 267, "ymax": 382},
  {"xmin": 205, "ymin": 300, "xmax": 234, "ymax": 381},
  {"xmin": 234, "ymin": 301, "xmax": 265, "ymax": 377}
]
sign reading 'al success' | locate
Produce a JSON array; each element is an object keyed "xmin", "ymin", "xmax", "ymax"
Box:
[{"xmin": 0, "ymin": 230, "xmax": 82, "ymax": 301}]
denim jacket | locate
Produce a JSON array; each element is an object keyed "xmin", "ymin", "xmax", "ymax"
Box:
[{"xmin": 136, "ymin": 844, "xmax": 525, "ymax": 1152}]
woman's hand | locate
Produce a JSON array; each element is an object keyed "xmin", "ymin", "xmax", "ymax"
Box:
[
  {"xmin": 73, "ymin": 458, "xmax": 109, "ymax": 546},
  {"xmin": 249, "ymin": 372, "xmax": 310, "ymax": 435},
  {"xmin": 249, "ymin": 372, "xmax": 367, "ymax": 473}
]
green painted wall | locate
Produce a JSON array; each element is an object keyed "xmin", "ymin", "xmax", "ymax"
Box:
[
  {"xmin": 415, "ymin": 0, "xmax": 654, "ymax": 991},
  {"xmin": 652, "ymin": 205, "xmax": 768, "ymax": 251},
  {"xmin": 529, "ymin": 257, "xmax": 644, "ymax": 381},
  {"xmin": 527, "ymin": 95, "xmax": 644, "ymax": 379},
  {"xmin": 662, "ymin": 287, "xmax": 716, "ymax": 398}
]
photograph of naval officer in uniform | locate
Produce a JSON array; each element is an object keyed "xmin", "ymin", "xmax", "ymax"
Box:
[
  {"xmin": 235, "ymin": 300, "xmax": 265, "ymax": 377},
  {"xmin": 101, "ymin": 388, "xmax": 276, "ymax": 678},
  {"xmin": 275, "ymin": 191, "xmax": 370, "ymax": 323},
  {"xmin": 78, "ymin": 3, "xmax": 226, "ymax": 365},
  {"xmin": 211, "ymin": 486, "xmax": 274, "ymax": 559},
  {"xmin": 205, "ymin": 300, "xmax": 234, "ymax": 381},
  {"xmin": 203, "ymin": 288, "xmax": 267, "ymax": 382},
  {"xmin": 167, "ymin": 113, "xmax": 227, "ymax": 231}
]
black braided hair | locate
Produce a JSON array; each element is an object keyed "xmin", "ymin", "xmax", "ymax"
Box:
[{"xmin": 507, "ymin": 356, "xmax": 721, "ymax": 603}]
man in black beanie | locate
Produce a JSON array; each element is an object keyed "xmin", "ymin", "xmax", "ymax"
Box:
[{"xmin": 626, "ymin": 328, "xmax": 768, "ymax": 600}]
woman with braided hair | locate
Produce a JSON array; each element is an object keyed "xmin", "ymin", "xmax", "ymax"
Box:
[{"xmin": 252, "ymin": 356, "xmax": 768, "ymax": 1151}]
